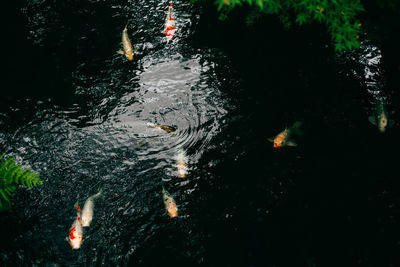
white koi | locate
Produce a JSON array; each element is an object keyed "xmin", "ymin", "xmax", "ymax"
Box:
[
  {"xmin": 175, "ymin": 149, "xmax": 188, "ymax": 178},
  {"xmin": 81, "ymin": 189, "xmax": 103, "ymax": 227}
]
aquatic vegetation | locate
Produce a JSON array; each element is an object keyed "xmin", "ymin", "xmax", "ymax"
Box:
[
  {"xmin": 0, "ymin": 154, "xmax": 42, "ymax": 211},
  {"xmin": 192, "ymin": 0, "xmax": 365, "ymax": 52}
]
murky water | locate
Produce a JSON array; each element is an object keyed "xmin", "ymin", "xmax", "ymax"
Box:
[{"xmin": 1, "ymin": 1, "xmax": 400, "ymax": 266}]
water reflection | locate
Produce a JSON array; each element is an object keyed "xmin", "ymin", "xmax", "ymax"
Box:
[
  {"xmin": 1, "ymin": 28, "xmax": 230, "ymax": 265},
  {"xmin": 338, "ymin": 38, "xmax": 394, "ymax": 131},
  {"xmin": 358, "ymin": 40, "xmax": 386, "ymax": 99}
]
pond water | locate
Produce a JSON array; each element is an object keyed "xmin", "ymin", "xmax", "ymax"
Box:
[{"xmin": 1, "ymin": 1, "xmax": 399, "ymax": 266}]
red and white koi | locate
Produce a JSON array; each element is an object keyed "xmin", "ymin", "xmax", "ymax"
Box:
[
  {"xmin": 268, "ymin": 121, "xmax": 302, "ymax": 148},
  {"xmin": 118, "ymin": 25, "xmax": 134, "ymax": 61},
  {"xmin": 163, "ymin": 4, "xmax": 176, "ymax": 42},
  {"xmin": 67, "ymin": 203, "xmax": 83, "ymax": 250},
  {"xmin": 162, "ymin": 187, "xmax": 178, "ymax": 218},
  {"xmin": 81, "ymin": 189, "xmax": 103, "ymax": 227},
  {"xmin": 175, "ymin": 149, "xmax": 188, "ymax": 178}
]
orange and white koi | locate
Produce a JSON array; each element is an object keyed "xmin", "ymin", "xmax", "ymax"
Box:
[
  {"xmin": 146, "ymin": 122, "xmax": 177, "ymax": 133},
  {"xmin": 368, "ymin": 99, "xmax": 394, "ymax": 133},
  {"xmin": 162, "ymin": 187, "xmax": 178, "ymax": 218},
  {"xmin": 81, "ymin": 189, "xmax": 103, "ymax": 227},
  {"xmin": 268, "ymin": 121, "xmax": 302, "ymax": 148},
  {"xmin": 175, "ymin": 149, "xmax": 187, "ymax": 178},
  {"xmin": 118, "ymin": 25, "xmax": 134, "ymax": 61},
  {"xmin": 67, "ymin": 203, "xmax": 83, "ymax": 250},
  {"xmin": 163, "ymin": 4, "xmax": 176, "ymax": 42}
]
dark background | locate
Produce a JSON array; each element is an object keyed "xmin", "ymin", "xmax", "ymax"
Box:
[{"xmin": 1, "ymin": 1, "xmax": 400, "ymax": 266}]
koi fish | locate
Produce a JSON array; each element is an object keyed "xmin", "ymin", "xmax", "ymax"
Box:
[
  {"xmin": 175, "ymin": 149, "xmax": 187, "ymax": 178},
  {"xmin": 368, "ymin": 99, "xmax": 394, "ymax": 133},
  {"xmin": 67, "ymin": 203, "xmax": 83, "ymax": 250},
  {"xmin": 118, "ymin": 25, "xmax": 134, "ymax": 61},
  {"xmin": 162, "ymin": 187, "xmax": 178, "ymax": 218},
  {"xmin": 146, "ymin": 122, "xmax": 177, "ymax": 133},
  {"xmin": 81, "ymin": 189, "xmax": 103, "ymax": 227},
  {"xmin": 162, "ymin": 4, "xmax": 176, "ymax": 42},
  {"xmin": 268, "ymin": 121, "xmax": 302, "ymax": 148}
]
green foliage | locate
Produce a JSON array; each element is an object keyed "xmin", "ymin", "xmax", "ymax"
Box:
[
  {"xmin": 0, "ymin": 154, "xmax": 42, "ymax": 211},
  {"xmin": 194, "ymin": 0, "xmax": 365, "ymax": 52}
]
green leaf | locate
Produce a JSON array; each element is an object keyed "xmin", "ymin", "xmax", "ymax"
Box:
[
  {"xmin": 334, "ymin": 43, "xmax": 345, "ymax": 52},
  {"xmin": 217, "ymin": 0, "xmax": 225, "ymax": 11},
  {"xmin": 255, "ymin": 0, "xmax": 264, "ymax": 9},
  {"xmin": 0, "ymin": 155, "xmax": 42, "ymax": 212},
  {"xmin": 296, "ymin": 13, "xmax": 308, "ymax": 25},
  {"xmin": 313, "ymin": 12, "xmax": 325, "ymax": 23},
  {"xmin": 0, "ymin": 189, "xmax": 10, "ymax": 203}
]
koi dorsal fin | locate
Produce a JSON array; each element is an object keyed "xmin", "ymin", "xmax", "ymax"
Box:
[{"xmin": 286, "ymin": 140, "xmax": 297, "ymax": 147}]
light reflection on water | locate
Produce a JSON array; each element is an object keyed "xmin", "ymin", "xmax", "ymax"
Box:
[
  {"xmin": 338, "ymin": 38, "xmax": 392, "ymax": 105},
  {"xmin": 83, "ymin": 51, "xmax": 229, "ymax": 177},
  {"xmin": 1, "ymin": 6, "xmax": 231, "ymax": 261}
]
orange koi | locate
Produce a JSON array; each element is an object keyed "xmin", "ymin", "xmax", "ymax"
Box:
[
  {"xmin": 268, "ymin": 121, "xmax": 302, "ymax": 148},
  {"xmin": 146, "ymin": 122, "xmax": 177, "ymax": 133},
  {"xmin": 162, "ymin": 187, "xmax": 178, "ymax": 218},
  {"xmin": 118, "ymin": 25, "xmax": 134, "ymax": 61}
]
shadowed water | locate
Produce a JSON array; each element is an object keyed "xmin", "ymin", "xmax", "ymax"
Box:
[
  {"xmin": 1, "ymin": 1, "xmax": 400, "ymax": 267},
  {"xmin": 1, "ymin": 0, "xmax": 233, "ymax": 265}
]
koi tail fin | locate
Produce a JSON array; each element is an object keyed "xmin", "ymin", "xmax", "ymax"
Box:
[
  {"xmin": 90, "ymin": 188, "xmax": 103, "ymax": 200},
  {"xmin": 291, "ymin": 121, "xmax": 303, "ymax": 136},
  {"xmin": 162, "ymin": 186, "xmax": 169, "ymax": 197},
  {"xmin": 74, "ymin": 201, "xmax": 81, "ymax": 212},
  {"xmin": 167, "ymin": 4, "xmax": 173, "ymax": 18},
  {"xmin": 368, "ymin": 116, "xmax": 377, "ymax": 125}
]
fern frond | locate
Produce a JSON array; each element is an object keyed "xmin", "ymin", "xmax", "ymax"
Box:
[
  {"xmin": 0, "ymin": 154, "xmax": 42, "ymax": 211},
  {"xmin": 0, "ymin": 189, "xmax": 10, "ymax": 203}
]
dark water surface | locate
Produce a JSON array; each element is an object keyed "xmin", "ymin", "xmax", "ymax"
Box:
[{"xmin": 1, "ymin": 1, "xmax": 400, "ymax": 266}]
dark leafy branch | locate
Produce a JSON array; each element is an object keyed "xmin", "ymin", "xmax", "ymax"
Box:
[{"xmin": 192, "ymin": 0, "xmax": 365, "ymax": 52}]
